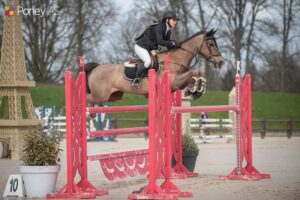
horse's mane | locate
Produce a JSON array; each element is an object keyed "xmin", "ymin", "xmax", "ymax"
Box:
[
  {"xmin": 158, "ymin": 31, "xmax": 206, "ymax": 55},
  {"xmin": 160, "ymin": 29, "xmax": 216, "ymax": 54},
  {"xmin": 181, "ymin": 30, "xmax": 206, "ymax": 43}
]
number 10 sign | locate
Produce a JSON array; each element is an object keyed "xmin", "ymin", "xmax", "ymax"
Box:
[{"xmin": 3, "ymin": 174, "xmax": 25, "ymax": 197}]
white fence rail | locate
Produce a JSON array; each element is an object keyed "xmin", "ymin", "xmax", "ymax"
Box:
[
  {"xmin": 35, "ymin": 106, "xmax": 112, "ymax": 134},
  {"xmin": 190, "ymin": 118, "xmax": 233, "ymax": 129}
]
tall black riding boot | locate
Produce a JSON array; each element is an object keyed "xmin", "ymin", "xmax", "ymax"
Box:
[{"xmin": 131, "ymin": 65, "xmax": 148, "ymax": 89}]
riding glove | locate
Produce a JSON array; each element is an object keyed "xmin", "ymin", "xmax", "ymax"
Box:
[{"xmin": 172, "ymin": 41, "xmax": 181, "ymax": 48}]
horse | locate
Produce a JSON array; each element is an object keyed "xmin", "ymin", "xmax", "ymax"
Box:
[{"xmin": 84, "ymin": 28, "xmax": 224, "ymax": 104}]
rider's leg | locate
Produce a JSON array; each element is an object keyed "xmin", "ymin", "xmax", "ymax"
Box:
[{"xmin": 131, "ymin": 44, "xmax": 151, "ymax": 88}]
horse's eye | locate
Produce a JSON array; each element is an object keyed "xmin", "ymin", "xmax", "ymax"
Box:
[{"xmin": 208, "ymin": 42, "xmax": 214, "ymax": 47}]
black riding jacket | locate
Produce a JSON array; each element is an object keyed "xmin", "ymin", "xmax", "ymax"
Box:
[{"xmin": 135, "ymin": 22, "xmax": 174, "ymax": 51}]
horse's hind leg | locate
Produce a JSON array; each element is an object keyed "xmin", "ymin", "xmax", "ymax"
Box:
[
  {"xmin": 86, "ymin": 93, "xmax": 95, "ymax": 105},
  {"xmin": 86, "ymin": 93, "xmax": 97, "ymax": 118},
  {"xmin": 108, "ymin": 91, "xmax": 124, "ymax": 102}
]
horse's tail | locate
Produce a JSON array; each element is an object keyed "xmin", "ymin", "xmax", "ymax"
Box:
[{"xmin": 83, "ymin": 62, "xmax": 99, "ymax": 93}]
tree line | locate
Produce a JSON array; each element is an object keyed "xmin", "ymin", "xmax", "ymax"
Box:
[{"xmin": 0, "ymin": 0, "xmax": 299, "ymax": 92}]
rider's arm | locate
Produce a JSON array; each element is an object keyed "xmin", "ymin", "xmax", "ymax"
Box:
[{"xmin": 153, "ymin": 24, "xmax": 174, "ymax": 49}]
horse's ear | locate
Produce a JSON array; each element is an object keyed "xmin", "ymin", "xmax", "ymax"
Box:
[
  {"xmin": 212, "ymin": 28, "xmax": 217, "ymax": 35},
  {"xmin": 206, "ymin": 28, "xmax": 217, "ymax": 37},
  {"xmin": 205, "ymin": 29, "xmax": 213, "ymax": 37}
]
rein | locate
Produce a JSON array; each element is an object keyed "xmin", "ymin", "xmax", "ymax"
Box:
[
  {"xmin": 159, "ymin": 34, "xmax": 221, "ymax": 70},
  {"xmin": 164, "ymin": 48, "xmax": 199, "ymax": 70},
  {"xmin": 158, "ymin": 34, "xmax": 221, "ymax": 70},
  {"xmin": 166, "ymin": 36, "xmax": 205, "ymax": 70}
]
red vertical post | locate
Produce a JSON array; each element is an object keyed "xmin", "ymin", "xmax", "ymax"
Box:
[
  {"xmin": 147, "ymin": 69, "xmax": 157, "ymax": 192},
  {"xmin": 160, "ymin": 72, "xmax": 192, "ymax": 197},
  {"xmin": 78, "ymin": 56, "xmax": 84, "ymax": 70},
  {"xmin": 79, "ymin": 55, "xmax": 87, "ymax": 187},
  {"xmin": 220, "ymin": 74, "xmax": 270, "ymax": 181},
  {"xmin": 246, "ymin": 75, "xmax": 253, "ymax": 165},
  {"xmin": 48, "ymin": 61, "xmax": 107, "ymax": 199},
  {"xmin": 129, "ymin": 70, "xmax": 175, "ymax": 199},
  {"xmin": 164, "ymin": 70, "xmax": 172, "ymax": 183},
  {"xmin": 81, "ymin": 71, "xmax": 88, "ymax": 186},
  {"xmin": 65, "ymin": 71, "xmax": 75, "ymax": 194},
  {"xmin": 176, "ymin": 90, "xmax": 182, "ymax": 165}
]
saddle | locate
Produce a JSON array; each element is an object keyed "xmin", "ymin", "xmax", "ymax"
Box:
[{"xmin": 123, "ymin": 52, "xmax": 160, "ymax": 80}]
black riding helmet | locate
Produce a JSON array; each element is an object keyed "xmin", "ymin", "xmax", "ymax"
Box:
[{"xmin": 162, "ymin": 11, "xmax": 180, "ymax": 22}]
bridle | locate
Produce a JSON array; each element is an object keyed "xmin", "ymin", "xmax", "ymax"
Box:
[
  {"xmin": 200, "ymin": 36, "xmax": 221, "ymax": 62},
  {"xmin": 167, "ymin": 35, "xmax": 221, "ymax": 70}
]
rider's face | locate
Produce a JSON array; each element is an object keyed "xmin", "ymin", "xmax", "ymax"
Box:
[{"xmin": 168, "ymin": 18, "xmax": 177, "ymax": 28}]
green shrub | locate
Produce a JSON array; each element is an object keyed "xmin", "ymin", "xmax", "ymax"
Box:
[
  {"xmin": 21, "ymin": 129, "xmax": 62, "ymax": 166},
  {"xmin": 182, "ymin": 133, "xmax": 199, "ymax": 152}
]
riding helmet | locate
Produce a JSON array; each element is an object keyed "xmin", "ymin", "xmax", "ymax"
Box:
[{"xmin": 162, "ymin": 11, "xmax": 180, "ymax": 21}]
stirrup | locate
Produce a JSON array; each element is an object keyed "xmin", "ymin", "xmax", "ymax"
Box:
[{"xmin": 131, "ymin": 78, "xmax": 141, "ymax": 89}]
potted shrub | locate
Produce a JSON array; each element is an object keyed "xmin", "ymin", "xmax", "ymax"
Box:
[
  {"xmin": 19, "ymin": 129, "xmax": 62, "ymax": 197},
  {"xmin": 181, "ymin": 132, "xmax": 199, "ymax": 172}
]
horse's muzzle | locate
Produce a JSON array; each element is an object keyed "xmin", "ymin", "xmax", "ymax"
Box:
[{"xmin": 216, "ymin": 60, "xmax": 224, "ymax": 69}]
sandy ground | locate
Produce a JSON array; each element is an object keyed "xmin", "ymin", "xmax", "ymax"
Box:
[{"xmin": 1, "ymin": 136, "xmax": 300, "ymax": 200}]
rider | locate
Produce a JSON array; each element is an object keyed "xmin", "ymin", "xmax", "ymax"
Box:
[{"xmin": 131, "ymin": 11, "xmax": 181, "ymax": 88}]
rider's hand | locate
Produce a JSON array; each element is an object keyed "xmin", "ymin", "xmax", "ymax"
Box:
[{"xmin": 172, "ymin": 41, "xmax": 181, "ymax": 48}]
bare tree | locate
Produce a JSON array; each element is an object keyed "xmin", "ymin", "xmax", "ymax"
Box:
[
  {"xmin": 280, "ymin": 0, "xmax": 293, "ymax": 91},
  {"xmin": 213, "ymin": 0, "xmax": 268, "ymax": 89},
  {"xmin": 260, "ymin": 0, "xmax": 300, "ymax": 92},
  {"xmin": 103, "ymin": 12, "xmax": 144, "ymax": 63},
  {"xmin": 21, "ymin": 0, "xmax": 116, "ymax": 83},
  {"xmin": 21, "ymin": 0, "xmax": 70, "ymax": 82},
  {"xmin": 66, "ymin": 0, "xmax": 116, "ymax": 66},
  {"xmin": 277, "ymin": 0, "xmax": 299, "ymax": 92}
]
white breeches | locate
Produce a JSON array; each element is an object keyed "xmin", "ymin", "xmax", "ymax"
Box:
[{"xmin": 135, "ymin": 44, "xmax": 151, "ymax": 68}]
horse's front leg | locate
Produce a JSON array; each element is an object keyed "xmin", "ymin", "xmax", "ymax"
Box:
[
  {"xmin": 187, "ymin": 74, "xmax": 206, "ymax": 99},
  {"xmin": 170, "ymin": 71, "xmax": 195, "ymax": 91},
  {"xmin": 171, "ymin": 71, "xmax": 207, "ymax": 99}
]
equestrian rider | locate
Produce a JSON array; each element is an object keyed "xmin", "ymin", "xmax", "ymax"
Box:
[{"xmin": 131, "ymin": 11, "xmax": 181, "ymax": 88}]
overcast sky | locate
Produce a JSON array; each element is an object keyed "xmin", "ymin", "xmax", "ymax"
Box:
[{"xmin": 114, "ymin": 0, "xmax": 133, "ymax": 13}]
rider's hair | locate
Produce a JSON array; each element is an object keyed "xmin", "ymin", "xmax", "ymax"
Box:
[{"xmin": 153, "ymin": 20, "xmax": 163, "ymax": 23}]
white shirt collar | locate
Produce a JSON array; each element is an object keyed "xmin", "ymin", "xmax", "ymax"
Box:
[{"xmin": 166, "ymin": 23, "xmax": 170, "ymax": 35}]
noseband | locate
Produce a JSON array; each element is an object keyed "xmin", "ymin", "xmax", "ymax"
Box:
[{"xmin": 199, "ymin": 36, "xmax": 221, "ymax": 62}]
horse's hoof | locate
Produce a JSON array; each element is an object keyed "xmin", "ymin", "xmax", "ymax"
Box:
[
  {"xmin": 192, "ymin": 92, "xmax": 202, "ymax": 99},
  {"xmin": 184, "ymin": 88, "xmax": 192, "ymax": 97}
]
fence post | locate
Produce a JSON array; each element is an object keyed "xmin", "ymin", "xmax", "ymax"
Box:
[
  {"xmin": 228, "ymin": 86, "xmax": 236, "ymax": 142},
  {"xmin": 287, "ymin": 120, "xmax": 293, "ymax": 139},
  {"xmin": 111, "ymin": 118, "xmax": 117, "ymax": 128},
  {"xmin": 181, "ymin": 92, "xmax": 191, "ymax": 135},
  {"xmin": 260, "ymin": 119, "xmax": 266, "ymax": 138}
]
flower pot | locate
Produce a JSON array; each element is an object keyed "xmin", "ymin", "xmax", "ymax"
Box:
[
  {"xmin": 19, "ymin": 165, "xmax": 60, "ymax": 197},
  {"xmin": 182, "ymin": 149, "xmax": 199, "ymax": 172},
  {"xmin": 172, "ymin": 149, "xmax": 199, "ymax": 172}
]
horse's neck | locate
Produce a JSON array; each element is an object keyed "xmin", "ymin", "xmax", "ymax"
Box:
[
  {"xmin": 178, "ymin": 36, "xmax": 202, "ymax": 66},
  {"xmin": 160, "ymin": 34, "xmax": 204, "ymax": 73}
]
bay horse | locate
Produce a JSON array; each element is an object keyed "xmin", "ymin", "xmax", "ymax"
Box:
[{"xmin": 84, "ymin": 29, "xmax": 224, "ymax": 104}]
